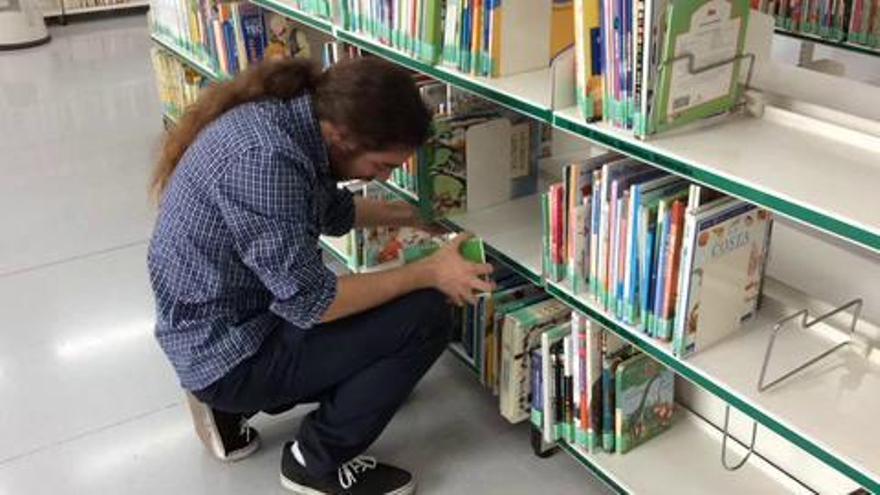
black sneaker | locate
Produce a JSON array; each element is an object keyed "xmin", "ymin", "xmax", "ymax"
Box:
[
  {"xmin": 185, "ymin": 393, "xmax": 260, "ymax": 462},
  {"xmin": 280, "ymin": 441, "xmax": 415, "ymax": 495}
]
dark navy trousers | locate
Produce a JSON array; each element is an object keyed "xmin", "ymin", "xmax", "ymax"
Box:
[{"xmin": 193, "ymin": 289, "xmax": 452, "ymax": 477}]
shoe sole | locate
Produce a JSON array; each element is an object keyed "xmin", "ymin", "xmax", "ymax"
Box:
[
  {"xmin": 222, "ymin": 434, "xmax": 261, "ymax": 462},
  {"xmin": 279, "ymin": 473, "xmax": 416, "ymax": 495}
]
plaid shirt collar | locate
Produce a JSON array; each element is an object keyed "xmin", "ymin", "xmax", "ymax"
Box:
[{"xmin": 285, "ymin": 95, "xmax": 335, "ymax": 185}]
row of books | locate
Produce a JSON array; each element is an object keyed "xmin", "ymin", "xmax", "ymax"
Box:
[
  {"xmin": 150, "ymin": 48, "xmax": 208, "ymax": 120},
  {"xmin": 531, "ymin": 315, "xmax": 675, "ymax": 454},
  {"xmin": 150, "ymin": 0, "xmax": 330, "ymax": 76},
  {"xmin": 541, "ymin": 152, "xmax": 773, "ymax": 357},
  {"xmin": 755, "ymin": 0, "xmax": 880, "ymax": 48},
  {"xmin": 475, "ymin": 277, "xmax": 676, "ymax": 455},
  {"xmin": 330, "ymin": 0, "xmax": 576, "ymax": 77}
]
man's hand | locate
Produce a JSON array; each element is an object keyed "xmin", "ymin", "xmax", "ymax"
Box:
[
  {"xmin": 419, "ymin": 233, "xmax": 495, "ymax": 306},
  {"xmin": 400, "ymin": 202, "xmax": 447, "ymax": 235}
]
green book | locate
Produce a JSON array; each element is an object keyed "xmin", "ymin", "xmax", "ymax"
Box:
[
  {"xmin": 614, "ymin": 353, "xmax": 675, "ymax": 454},
  {"xmin": 650, "ymin": 0, "xmax": 750, "ymax": 135}
]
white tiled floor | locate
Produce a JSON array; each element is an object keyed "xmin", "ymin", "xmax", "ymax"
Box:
[{"xmin": 0, "ymin": 15, "xmax": 610, "ymax": 494}]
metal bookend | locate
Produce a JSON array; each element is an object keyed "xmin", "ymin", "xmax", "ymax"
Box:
[
  {"xmin": 757, "ymin": 298, "xmax": 863, "ymax": 393},
  {"xmin": 721, "ymin": 405, "xmax": 758, "ymax": 471}
]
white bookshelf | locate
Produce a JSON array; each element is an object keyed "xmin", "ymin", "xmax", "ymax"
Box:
[
  {"xmin": 43, "ymin": 0, "xmax": 148, "ymax": 18},
  {"xmin": 561, "ymin": 409, "xmax": 809, "ymax": 495},
  {"xmin": 554, "ymin": 105, "xmax": 880, "ymax": 253},
  {"xmin": 446, "ymin": 194, "xmax": 544, "ymax": 281},
  {"xmin": 149, "ymin": 3, "xmax": 880, "ymax": 492}
]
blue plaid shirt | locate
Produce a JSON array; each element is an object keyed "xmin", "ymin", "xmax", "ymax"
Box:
[{"xmin": 148, "ymin": 94, "xmax": 354, "ymax": 391}]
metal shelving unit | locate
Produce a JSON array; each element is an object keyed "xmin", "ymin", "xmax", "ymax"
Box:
[{"xmin": 149, "ymin": 6, "xmax": 880, "ymax": 492}]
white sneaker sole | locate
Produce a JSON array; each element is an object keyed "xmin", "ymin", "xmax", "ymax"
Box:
[{"xmin": 279, "ymin": 473, "xmax": 417, "ymax": 495}]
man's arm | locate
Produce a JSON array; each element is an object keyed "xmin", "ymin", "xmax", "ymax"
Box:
[{"xmin": 321, "ymin": 234, "xmax": 495, "ymax": 322}]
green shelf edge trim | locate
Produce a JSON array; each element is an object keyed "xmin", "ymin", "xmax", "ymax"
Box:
[
  {"xmin": 774, "ymin": 28, "xmax": 880, "ymax": 58},
  {"xmin": 557, "ymin": 442, "xmax": 628, "ymax": 495},
  {"xmin": 544, "ymin": 283, "xmax": 880, "ymax": 493},
  {"xmin": 150, "ymin": 33, "xmax": 226, "ymax": 83},
  {"xmin": 552, "ymin": 115, "xmax": 880, "ymax": 253},
  {"xmin": 249, "ymin": 0, "xmax": 334, "ymax": 34}
]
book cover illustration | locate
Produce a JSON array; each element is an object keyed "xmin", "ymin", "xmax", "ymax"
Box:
[
  {"xmin": 650, "ymin": 0, "xmax": 750, "ymax": 135},
  {"xmin": 614, "ymin": 353, "xmax": 675, "ymax": 454},
  {"xmin": 674, "ymin": 203, "xmax": 772, "ymax": 357}
]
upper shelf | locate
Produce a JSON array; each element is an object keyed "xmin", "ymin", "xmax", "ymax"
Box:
[
  {"xmin": 774, "ymin": 28, "xmax": 880, "ymax": 58},
  {"xmin": 152, "ymin": 3, "xmax": 880, "ymax": 253},
  {"xmin": 553, "ymin": 106, "xmax": 880, "ymax": 254},
  {"xmin": 150, "ymin": 33, "xmax": 227, "ymax": 82}
]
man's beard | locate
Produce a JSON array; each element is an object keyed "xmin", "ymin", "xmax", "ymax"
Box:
[{"xmin": 327, "ymin": 143, "xmax": 372, "ymax": 181}]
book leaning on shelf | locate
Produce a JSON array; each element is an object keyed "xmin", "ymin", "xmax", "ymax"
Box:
[
  {"xmin": 531, "ymin": 311, "xmax": 675, "ymax": 453},
  {"xmin": 542, "ymin": 153, "xmax": 773, "ymax": 357},
  {"xmin": 573, "ymin": 0, "xmax": 754, "ymax": 135}
]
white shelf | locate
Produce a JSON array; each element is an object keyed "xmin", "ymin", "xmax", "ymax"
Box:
[
  {"xmin": 44, "ymin": 0, "xmax": 148, "ymax": 16},
  {"xmin": 555, "ymin": 105, "xmax": 880, "ymax": 253},
  {"xmin": 434, "ymin": 190, "xmax": 880, "ymax": 489},
  {"xmin": 564, "ymin": 409, "xmax": 807, "ymax": 495},
  {"xmin": 689, "ymin": 279, "xmax": 880, "ymax": 486},
  {"xmin": 446, "ymin": 194, "xmax": 543, "ymax": 278},
  {"xmin": 433, "ymin": 65, "xmax": 553, "ymax": 113},
  {"xmin": 545, "ymin": 275, "xmax": 880, "ymax": 490}
]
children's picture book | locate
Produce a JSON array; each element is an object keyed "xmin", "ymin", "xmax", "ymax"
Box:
[
  {"xmin": 650, "ymin": 0, "xmax": 751, "ymax": 134},
  {"xmin": 673, "ymin": 199, "xmax": 773, "ymax": 357},
  {"xmin": 614, "ymin": 352, "xmax": 675, "ymax": 454}
]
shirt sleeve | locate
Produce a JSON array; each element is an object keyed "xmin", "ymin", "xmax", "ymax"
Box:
[
  {"xmin": 214, "ymin": 147, "xmax": 336, "ymax": 329},
  {"xmin": 320, "ymin": 185, "xmax": 356, "ymax": 236}
]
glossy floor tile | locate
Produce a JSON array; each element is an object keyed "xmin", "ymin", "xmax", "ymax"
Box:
[
  {"xmin": 0, "ymin": 14, "xmax": 610, "ymax": 495},
  {"xmin": 0, "ymin": 15, "xmax": 161, "ymax": 275}
]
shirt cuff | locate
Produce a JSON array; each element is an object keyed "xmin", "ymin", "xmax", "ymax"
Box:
[
  {"xmin": 269, "ymin": 263, "xmax": 337, "ymax": 328},
  {"xmin": 322, "ymin": 188, "xmax": 356, "ymax": 236}
]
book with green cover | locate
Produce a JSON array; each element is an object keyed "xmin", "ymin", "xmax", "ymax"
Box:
[
  {"xmin": 649, "ymin": 0, "xmax": 750, "ymax": 135},
  {"xmin": 614, "ymin": 352, "xmax": 675, "ymax": 454}
]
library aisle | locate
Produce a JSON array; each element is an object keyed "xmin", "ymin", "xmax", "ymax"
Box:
[{"xmin": 0, "ymin": 15, "xmax": 608, "ymax": 494}]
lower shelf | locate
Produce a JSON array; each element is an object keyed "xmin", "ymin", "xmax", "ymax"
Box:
[
  {"xmin": 558, "ymin": 409, "xmax": 809, "ymax": 495},
  {"xmin": 44, "ymin": 0, "xmax": 148, "ymax": 17}
]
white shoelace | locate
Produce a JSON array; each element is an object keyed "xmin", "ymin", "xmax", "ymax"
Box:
[{"xmin": 337, "ymin": 456, "xmax": 378, "ymax": 489}]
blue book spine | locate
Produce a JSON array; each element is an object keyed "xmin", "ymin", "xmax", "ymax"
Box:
[
  {"xmin": 644, "ymin": 219, "xmax": 658, "ymax": 334},
  {"xmin": 652, "ymin": 208, "xmax": 671, "ymax": 338},
  {"xmin": 601, "ymin": 357, "xmax": 615, "ymax": 451},
  {"xmin": 240, "ymin": 11, "xmax": 266, "ymax": 64},
  {"xmin": 460, "ymin": 0, "xmax": 473, "ymax": 72},
  {"xmin": 626, "ymin": 188, "xmax": 641, "ymax": 324},
  {"xmin": 222, "ymin": 21, "xmax": 239, "ymax": 75}
]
